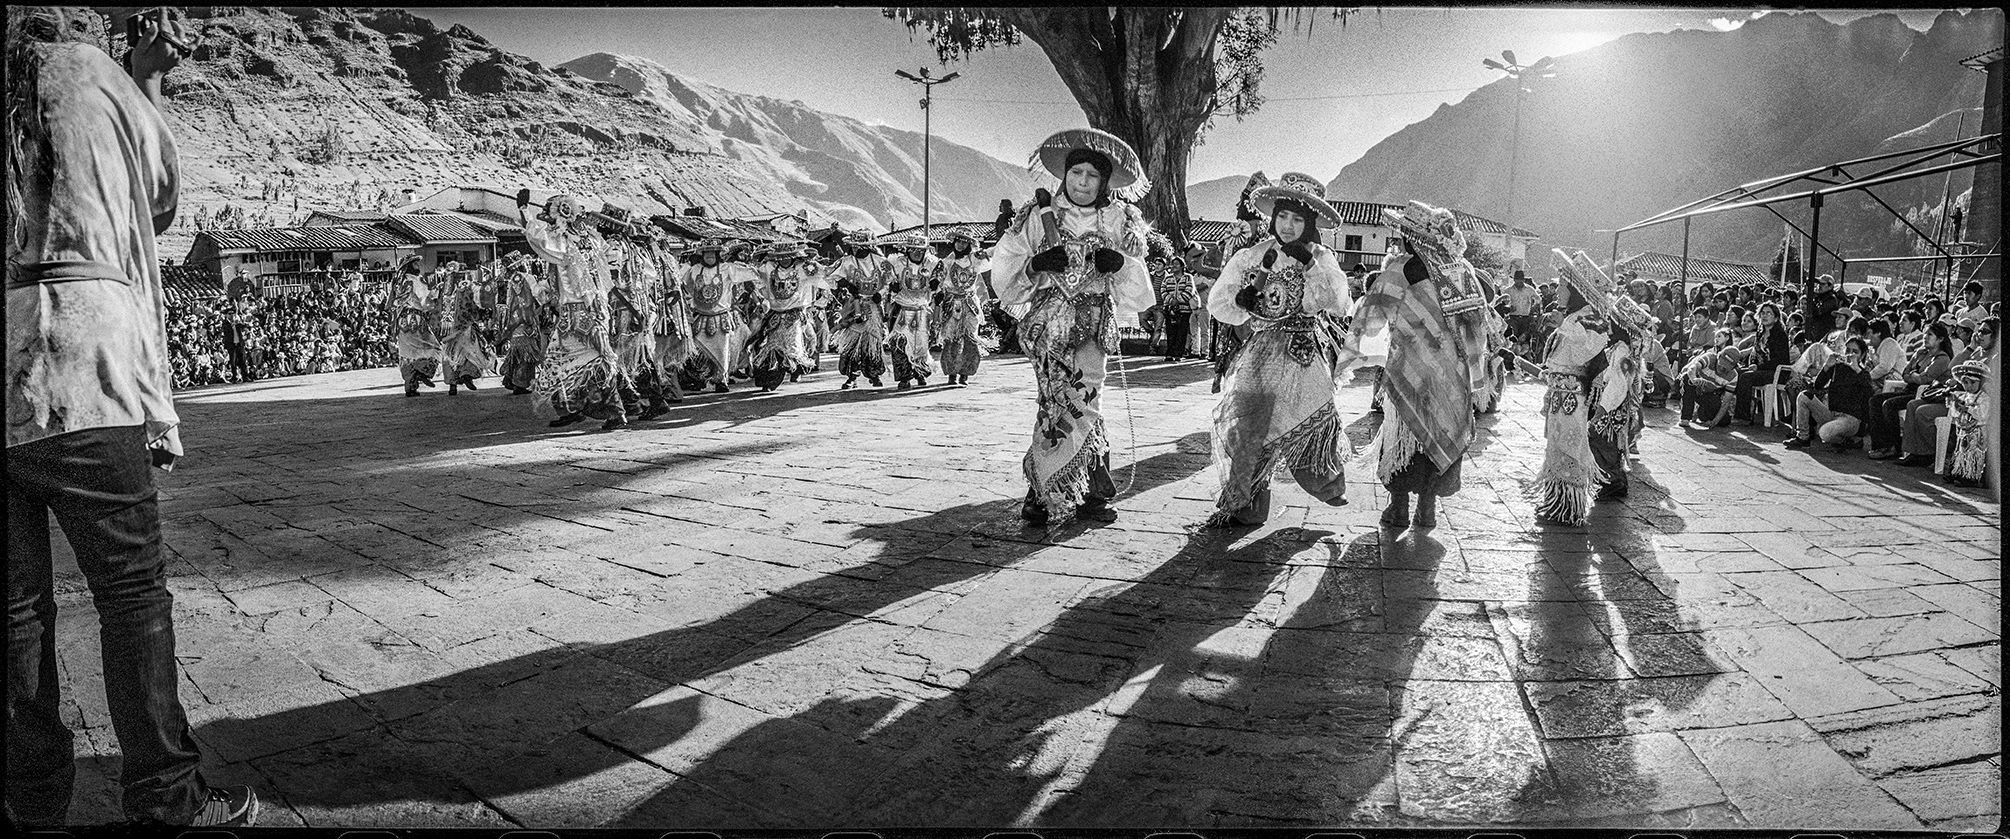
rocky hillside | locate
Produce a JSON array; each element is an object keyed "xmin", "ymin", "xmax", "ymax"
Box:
[
  {"xmin": 152, "ymin": 7, "xmax": 1039, "ymax": 258},
  {"xmin": 1326, "ymin": 10, "xmax": 2003, "ymax": 265}
]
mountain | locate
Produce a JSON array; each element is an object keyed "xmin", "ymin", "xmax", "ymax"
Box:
[
  {"xmin": 150, "ymin": 7, "xmax": 1039, "ymax": 257},
  {"xmin": 1186, "ymin": 174, "xmax": 1257, "ymax": 221},
  {"xmin": 1327, "ymin": 10, "xmax": 2003, "ymax": 267}
]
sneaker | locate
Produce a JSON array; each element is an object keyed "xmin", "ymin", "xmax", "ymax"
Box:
[
  {"xmin": 187, "ymin": 785, "xmax": 260, "ymax": 827},
  {"xmin": 509, "ymin": 387, "xmax": 531, "ymax": 395},
  {"xmin": 601, "ymin": 416, "xmax": 627, "ymax": 431},
  {"xmin": 1783, "ymin": 437, "xmax": 1812, "ymax": 449},
  {"xmin": 462, "ymin": 378, "xmax": 478, "ymax": 391},
  {"xmin": 1867, "ymin": 449, "xmax": 1899, "ymax": 460},
  {"xmin": 548, "ymin": 413, "xmax": 583, "ymax": 428},
  {"xmin": 711, "ymin": 382, "xmax": 729, "ymax": 394},
  {"xmin": 1894, "ymin": 454, "xmax": 1932, "ymax": 467}
]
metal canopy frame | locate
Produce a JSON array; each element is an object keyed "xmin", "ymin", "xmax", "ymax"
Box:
[
  {"xmin": 1607, "ymin": 132, "xmax": 2003, "ymax": 343},
  {"xmin": 1837, "ymin": 248, "xmax": 2003, "ymax": 288}
]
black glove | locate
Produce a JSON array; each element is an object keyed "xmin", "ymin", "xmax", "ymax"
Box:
[
  {"xmin": 1281, "ymin": 243, "xmax": 1313, "ymax": 264},
  {"xmin": 928, "ymin": 278, "xmax": 941, "ymax": 291},
  {"xmin": 1235, "ymin": 285, "xmax": 1260, "ymax": 312},
  {"xmin": 1029, "ymin": 247, "xmax": 1069, "ymax": 274},
  {"xmin": 1034, "ymin": 188, "xmax": 1053, "ymax": 209},
  {"xmin": 1092, "ymin": 248, "xmax": 1125, "ymax": 274},
  {"xmin": 515, "ymin": 188, "xmax": 531, "ymax": 209},
  {"xmin": 1261, "ymin": 248, "xmax": 1278, "ymax": 270},
  {"xmin": 888, "ymin": 281, "xmax": 903, "ymax": 293},
  {"xmin": 837, "ymin": 279, "xmax": 858, "ymax": 296}
]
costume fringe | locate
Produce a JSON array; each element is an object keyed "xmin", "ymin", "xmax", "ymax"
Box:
[
  {"xmin": 1219, "ymin": 403, "xmax": 1343, "ymax": 513},
  {"xmin": 692, "ymin": 311, "xmax": 742, "ymax": 338},
  {"xmin": 1533, "ymin": 483, "xmax": 1590, "ymax": 526},
  {"xmin": 1029, "ymin": 423, "xmax": 1109, "ymax": 512}
]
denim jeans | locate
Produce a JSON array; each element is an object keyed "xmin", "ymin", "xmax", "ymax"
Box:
[{"xmin": 6, "ymin": 426, "xmax": 207, "ymax": 825}]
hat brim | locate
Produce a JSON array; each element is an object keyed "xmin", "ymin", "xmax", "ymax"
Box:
[
  {"xmin": 1253, "ymin": 186, "xmax": 1340, "ymax": 227},
  {"xmin": 1032, "ymin": 128, "xmax": 1145, "ymax": 191}
]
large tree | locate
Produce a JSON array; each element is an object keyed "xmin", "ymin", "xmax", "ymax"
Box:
[{"xmin": 885, "ymin": 7, "xmax": 1345, "ymax": 248}]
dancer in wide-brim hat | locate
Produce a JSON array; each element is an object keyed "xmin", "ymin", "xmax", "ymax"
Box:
[
  {"xmin": 1204, "ymin": 172, "xmax": 1357, "ymax": 527},
  {"xmin": 678, "ymin": 238, "xmax": 759, "ymax": 394},
  {"xmin": 832, "ymin": 230, "xmax": 891, "ymax": 389},
  {"xmin": 743, "ymin": 239, "xmax": 827, "ymax": 392},
  {"xmin": 932, "ymin": 228, "xmax": 991, "ymax": 385},
  {"xmin": 1529, "ymin": 248, "xmax": 1630, "ymax": 525},
  {"xmin": 992, "ymin": 127, "xmax": 1156, "ymax": 524},
  {"xmin": 886, "ymin": 232, "xmax": 938, "ymax": 389},
  {"xmin": 516, "ymin": 189, "xmax": 641, "ymax": 429}
]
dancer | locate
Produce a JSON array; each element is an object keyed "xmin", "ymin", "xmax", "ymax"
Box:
[
  {"xmin": 992, "ymin": 127, "xmax": 1155, "ymax": 524},
  {"xmin": 605, "ymin": 229, "xmax": 657, "ymax": 418},
  {"xmin": 831, "ymin": 232, "xmax": 891, "ymax": 389},
  {"xmin": 680, "ymin": 239, "xmax": 755, "ymax": 394},
  {"xmin": 435, "ymin": 262, "xmax": 492, "ymax": 395},
  {"xmin": 1945, "ymin": 360, "xmax": 1990, "ymax": 487},
  {"xmin": 641, "ymin": 235, "xmax": 692, "ymax": 412},
  {"xmin": 1204, "ymin": 172, "xmax": 1355, "ymax": 527},
  {"xmin": 516, "ymin": 190, "xmax": 636, "ymax": 430},
  {"xmin": 744, "ymin": 241, "xmax": 826, "ymax": 392},
  {"xmin": 887, "ymin": 233, "xmax": 937, "ymax": 389},
  {"xmin": 1159, "ymin": 261, "xmax": 1200, "ymax": 363},
  {"xmin": 805, "ymin": 250, "xmax": 835, "ymax": 372},
  {"xmin": 496, "ymin": 254, "xmax": 549, "ymax": 395},
  {"xmin": 392, "ymin": 265, "xmax": 442, "ymax": 397},
  {"xmin": 1531, "ymin": 249, "xmax": 1627, "ymax": 526},
  {"xmin": 1352, "ymin": 201, "xmax": 1489, "ymax": 529},
  {"xmin": 729, "ymin": 243, "xmax": 764, "ymax": 383},
  {"xmin": 933, "ymin": 229, "xmax": 990, "ymax": 385},
  {"xmin": 1583, "ymin": 255, "xmax": 1654, "ymax": 500}
]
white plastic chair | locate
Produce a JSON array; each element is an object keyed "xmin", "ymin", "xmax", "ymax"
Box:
[
  {"xmin": 1758, "ymin": 366, "xmax": 1792, "ymax": 428},
  {"xmin": 1933, "ymin": 415, "xmax": 1953, "ymax": 475}
]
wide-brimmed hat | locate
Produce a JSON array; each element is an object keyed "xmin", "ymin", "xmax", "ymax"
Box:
[
  {"xmin": 762, "ymin": 241, "xmax": 811, "ymax": 260},
  {"xmin": 842, "ymin": 229, "xmax": 873, "ymax": 245},
  {"xmin": 1251, "ymin": 172, "xmax": 1341, "ymax": 228},
  {"xmin": 693, "ymin": 238, "xmax": 725, "ymax": 253},
  {"xmin": 946, "ymin": 228, "xmax": 977, "ymax": 244},
  {"xmin": 1384, "ymin": 200, "xmax": 1469, "ymax": 258},
  {"xmin": 1030, "ymin": 127, "xmax": 1147, "ymax": 193},
  {"xmin": 896, "ymin": 232, "xmax": 929, "ymax": 251},
  {"xmin": 1952, "ymin": 360, "xmax": 1989, "ymax": 384},
  {"xmin": 1551, "ymin": 248, "xmax": 1618, "ymax": 320}
]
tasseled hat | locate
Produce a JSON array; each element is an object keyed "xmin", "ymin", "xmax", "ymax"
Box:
[
  {"xmin": 1251, "ymin": 172, "xmax": 1341, "ymax": 228},
  {"xmin": 1383, "ymin": 200, "xmax": 1468, "ymax": 258},
  {"xmin": 1952, "ymin": 360, "xmax": 1989, "ymax": 384},
  {"xmin": 1551, "ymin": 248, "xmax": 1620, "ymax": 321},
  {"xmin": 897, "ymin": 232, "xmax": 929, "ymax": 251}
]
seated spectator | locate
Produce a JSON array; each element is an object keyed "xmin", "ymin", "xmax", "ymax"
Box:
[
  {"xmin": 1868, "ymin": 322, "xmax": 1954, "ymax": 459},
  {"xmin": 1732, "ymin": 302, "xmax": 1791, "ymax": 424},
  {"xmin": 1681, "ymin": 327, "xmax": 1741, "ymax": 427},
  {"xmin": 1955, "ymin": 317, "xmax": 1996, "ymax": 366},
  {"xmin": 1784, "ymin": 337, "xmax": 1875, "ymax": 451}
]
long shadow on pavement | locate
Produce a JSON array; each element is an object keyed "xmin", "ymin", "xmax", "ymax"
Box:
[{"xmin": 168, "ymin": 438, "xmax": 1218, "ymax": 827}]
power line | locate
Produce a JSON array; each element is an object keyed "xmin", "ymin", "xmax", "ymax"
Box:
[{"xmin": 935, "ymin": 84, "xmax": 1481, "ymax": 106}]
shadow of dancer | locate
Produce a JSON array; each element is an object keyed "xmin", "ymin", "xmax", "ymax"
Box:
[
  {"xmin": 171, "ymin": 438, "xmax": 1219, "ymax": 827},
  {"xmin": 598, "ymin": 526, "xmax": 1339, "ymax": 827},
  {"xmin": 1503, "ymin": 460, "xmax": 1730, "ymax": 826}
]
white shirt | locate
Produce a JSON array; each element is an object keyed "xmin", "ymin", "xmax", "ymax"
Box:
[
  {"xmin": 1207, "ymin": 240, "xmax": 1350, "ymax": 327},
  {"xmin": 1870, "ymin": 336, "xmax": 1904, "ymax": 380},
  {"xmin": 990, "ymin": 198, "xmax": 1154, "ymax": 318}
]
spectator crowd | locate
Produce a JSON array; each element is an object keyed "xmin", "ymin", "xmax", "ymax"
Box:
[{"xmin": 167, "ymin": 281, "xmax": 404, "ymax": 388}]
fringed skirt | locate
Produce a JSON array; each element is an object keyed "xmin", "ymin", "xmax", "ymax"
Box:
[
  {"xmin": 1213, "ymin": 328, "xmax": 1349, "ymax": 512},
  {"xmin": 745, "ymin": 308, "xmax": 813, "ymax": 388},
  {"xmin": 1017, "ymin": 289, "xmax": 1119, "ymax": 512},
  {"xmin": 1950, "ymin": 408, "xmax": 1987, "ymax": 481},
  {"xmin": 888, "ymin": 304, "xmax": 934, "ymax": 381},
  {"xmin": 937, "ymin": 298, "xmax": 983, "ymax": 377},
  {"xmin": 1531, "ymin": 374, "xmax": 1599, "ymax": 525},
  {"xmin": 439, "ymin": 327, "xmax": 491, "ymax": 381},
  {"xmin": 688, "ymin": 310, "xmax": 742, "ymax": 382},
  {"xmin": 532, "ymin": 302, "xmax": 633, "ymax": 420},
  {"xmin": 500, "ymin": 331, "xmax": 544, "ymax": 390}
]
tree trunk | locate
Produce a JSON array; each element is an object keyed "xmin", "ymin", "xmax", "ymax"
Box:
[{"xmin": 1002, "ymin": 8, "xmax": 1226, "ymax": 252}]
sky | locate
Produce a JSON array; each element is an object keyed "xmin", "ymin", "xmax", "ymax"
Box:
[{"xmin": 409, "ymin": 6, "xmax": 1958, "ymax": 186}]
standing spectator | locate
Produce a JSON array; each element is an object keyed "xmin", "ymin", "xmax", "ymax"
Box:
[
  {"xmin": 1502, "ymin": 270, "xmax": 1542, "ymax": 355},
  {"xmin": 1956, "ymin": 281, "xmax": 1989, "ymax": 323},
  {"xmin": 5, "ymin": 6, "xmax": 258, "ymax": 827}
]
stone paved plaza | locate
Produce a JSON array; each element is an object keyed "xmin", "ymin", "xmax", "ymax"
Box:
[{"xmin": 47, "ymin": 352, "xmax": 2001, "ymax": 829}]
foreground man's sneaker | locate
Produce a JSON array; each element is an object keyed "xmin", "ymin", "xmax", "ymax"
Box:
[{"xmin": 188, "ymin": 786, "xmax": 260, "ymax": 827}]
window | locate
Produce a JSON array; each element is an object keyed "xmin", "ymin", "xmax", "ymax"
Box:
[{"xmin": 1343, "ymin": 235, "xmax": 1364, "ymax": 254}]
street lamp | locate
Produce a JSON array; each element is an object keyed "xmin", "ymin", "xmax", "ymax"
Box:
[
  {"xmin": 1482, "ymin": 50, "xmax": 1556, "ymax": 270},
  {"xmin": 895, "ymin": 67, "xmax": 961, "ymax": 240}
]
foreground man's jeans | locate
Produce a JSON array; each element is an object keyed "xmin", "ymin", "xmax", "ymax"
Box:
[{"xmin": 6, "ymin": 425, "xmax": 206, "ymax": 825}]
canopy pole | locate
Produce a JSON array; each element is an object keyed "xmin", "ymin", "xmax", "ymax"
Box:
[
  {"xmin": 1679, "ymin": 217, "xmax": 1691, "ymax": 355},
  {"xmin": 1806, "ymin": 192, "xmax": 1823, "ymax": 326}
]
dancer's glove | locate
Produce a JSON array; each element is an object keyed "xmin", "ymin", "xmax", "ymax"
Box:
[
  {"xmin": 888, "ymin": 281, "xmax": 903, "ymax": 293},
  {"xmin": 1092, "ymin": 248, "xmax": 1125, "ymax": 274},
  {"xmin": 1261, "ymin": 248, "xmax": 1278, "ymax": 270},
  {"xmin": 1029, "ymin": 247, "xmax": 1070, "ymax": 273},
  {"xmin": 1235, "ymin": 285, "xmax": 1260, "ymax": 312},
  {"xmin": 1281, "ymin": 243, "xmax": 1313, "ymax": 264},
  {"xmin": 515, "ymin": 188, "xmax": 532, "ymax": 209},
  {"xmin": 928, "ymin": 278, "xmax": 941, "ymax": 291}
]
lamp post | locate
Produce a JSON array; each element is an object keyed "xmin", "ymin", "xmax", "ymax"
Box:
[
  {"xmin": 896, "ymin": 67, "xmax": 960, "ymax": 240},
  {"xmin": 1482, "ymin": 50, "xmax": 1556, "ymax": 271}
]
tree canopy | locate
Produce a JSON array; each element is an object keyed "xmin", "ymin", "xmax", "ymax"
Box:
[{"xmin": 884, "ymin": 7, "xmax": 1350, "ymax": 247}]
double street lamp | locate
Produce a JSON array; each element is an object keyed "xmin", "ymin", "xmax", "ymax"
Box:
[
  {"xmin": 1482, "ymin": 50, "xmax": 1557, "ymax": 269},
  {"xmin": 895, "ymin": 67, "xmax": 960, "ymax": 240}
]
